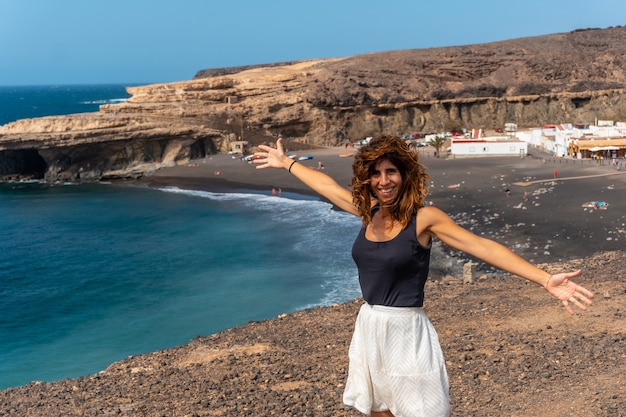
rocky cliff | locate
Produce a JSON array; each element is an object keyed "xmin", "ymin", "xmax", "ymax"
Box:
[{"xmin": 1, "ymin": 26, "xmax": 626, "ymax": 182}]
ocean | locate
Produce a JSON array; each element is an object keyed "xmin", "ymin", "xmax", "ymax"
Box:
[
  {"xmin": 0, "ymin": 85, "xmax": 362, "ymax": 389},
  {"xmin": 0, "ymin": 84, "xmax": 132, "ymax": 126}
]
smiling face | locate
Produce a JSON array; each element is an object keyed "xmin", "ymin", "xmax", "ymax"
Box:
[
  {"xmin": 370, "ymin": 158, "xmax": 403, "ymax": 204},
  {"xmin": 351, "ymin": 135, "xmax": 430, "ymax": 227}
]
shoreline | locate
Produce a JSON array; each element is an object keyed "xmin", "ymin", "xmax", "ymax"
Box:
[
  {"xmin": 136, "ymin": 147, "xmax": 357, "ymax": 199},
  {"xmin": 135, "ymin": 146, "xmax": 626, "ymax": 266}
]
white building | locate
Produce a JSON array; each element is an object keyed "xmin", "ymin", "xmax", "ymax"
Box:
[
  {"xmin": 449, "ymin": 138, "xmax": 528, "ymax": 157},
  {"xmin": 508, "ymin": 121, "xmax": 626, "ymax": 158}
]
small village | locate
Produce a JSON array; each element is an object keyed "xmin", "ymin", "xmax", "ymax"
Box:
[{"xmin": 438, "ymin": 119, "xmax": 626, "ymax": 161}]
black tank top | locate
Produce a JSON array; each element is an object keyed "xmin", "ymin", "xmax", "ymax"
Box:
[{"xmin": 352, "ymin": 208, "xmax": 431, "ymax": 307}]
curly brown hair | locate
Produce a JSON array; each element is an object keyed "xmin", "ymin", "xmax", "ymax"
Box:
[{"xmin": 350, "ymin": 134, "xmax": 430, "ymax": 227}]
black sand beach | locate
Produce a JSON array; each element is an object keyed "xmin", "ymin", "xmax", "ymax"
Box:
[{"xmin": 140, "ymin": 146, "xmax": 626, "ymax": 267}]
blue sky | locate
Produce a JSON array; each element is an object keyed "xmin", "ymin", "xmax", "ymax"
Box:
[{"xmin": 1, "ymin": 0, "xmax": 624, "ymax": 86}]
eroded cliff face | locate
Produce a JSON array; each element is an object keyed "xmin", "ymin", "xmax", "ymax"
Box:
[
  {"xmin": 0, "ymin": 112, "xmax": 223, "ymax": 182},
  {"xmin": 1, "ymin": 26, "xmax": 625, "ymax": 182}
]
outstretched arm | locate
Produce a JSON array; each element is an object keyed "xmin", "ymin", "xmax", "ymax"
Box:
[
  {"xmin": 254, "ymin": 139, "xmax": 359, "ymax": 216},
  {"xmin": 420, "ymin": 206, "xmax": 594, "ymax": 315}
]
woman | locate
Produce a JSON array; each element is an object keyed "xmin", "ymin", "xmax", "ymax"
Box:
[{"xmin": 254, "ymin": 134, "xmax": 594, "ymax": 417}]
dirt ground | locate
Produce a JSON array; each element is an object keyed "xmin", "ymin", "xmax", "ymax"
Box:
[{"xmin": 0, "ymin": 250, "xmax": 623, "ymax": 417}]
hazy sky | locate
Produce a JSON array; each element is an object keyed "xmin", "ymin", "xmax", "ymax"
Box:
[{"xmin": 1, "ymin": 0, "xmax": 624, "ymax": 86}]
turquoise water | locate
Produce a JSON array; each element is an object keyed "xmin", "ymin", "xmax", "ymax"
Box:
[
  {"xmin": 0, "ymin": 183, "xmax": 361, "ymax": 389},
  {"xmin": 0, "ymin": 85, "xmax": 362, "ymax": 389}
]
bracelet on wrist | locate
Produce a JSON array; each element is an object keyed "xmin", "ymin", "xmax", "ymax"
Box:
[{"xmin": 288, "ymin": 160, "xmax": 298, "ymax": 173}]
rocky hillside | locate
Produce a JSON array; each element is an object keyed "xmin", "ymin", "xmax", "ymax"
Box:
[
  {"xmin": 1, "ymin": 250, "xmax": 624, "ymax": 416},
  {"xmin": 1, "ymin": 26, "xmax": 625, "ymax": 182}
]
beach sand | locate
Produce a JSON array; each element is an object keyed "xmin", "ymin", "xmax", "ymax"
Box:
[{"xmin": 139, "ymin": 147, "xmax": 357, "ymax": 196}]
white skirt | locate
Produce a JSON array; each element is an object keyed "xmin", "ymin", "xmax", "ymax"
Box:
[{"xmin": 343, "ymin": 304, "xmax": 450, "ymax": 417}]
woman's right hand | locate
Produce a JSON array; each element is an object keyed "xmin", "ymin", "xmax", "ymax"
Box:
[
  {"xmin": 254, "ymin": 138, "xmax": 358, "ymax": 215},
  {"xmin": 254, "ymin": 138, "xmax": 290, "ymax": 170}
]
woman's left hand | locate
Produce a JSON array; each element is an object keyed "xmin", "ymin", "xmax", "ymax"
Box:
[{"xmin": 544, "ymin": 270, "xmax": 594, "ymax": 315}]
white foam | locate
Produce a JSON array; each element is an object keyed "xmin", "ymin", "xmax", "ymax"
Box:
[
  {"xmin": 81, "ymin": 98, "xmax": 128, "ymax": 105},
  {"xmin": 157, "ymin": 185, "xmax": 362, "ymax": 308}
]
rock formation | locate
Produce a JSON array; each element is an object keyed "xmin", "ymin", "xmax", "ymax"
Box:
[{"xmin": 1, "ymin": 26, "xmax": 626, "ymax": 182}]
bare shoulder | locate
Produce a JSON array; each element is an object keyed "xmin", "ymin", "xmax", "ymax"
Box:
[
  {"xmin": 417, "ymin": 205, "xmax": 450, "ymax": 222},
  {"xmin": 415, "ymin": 205, "xmax": 458, "ymax": 236}
]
